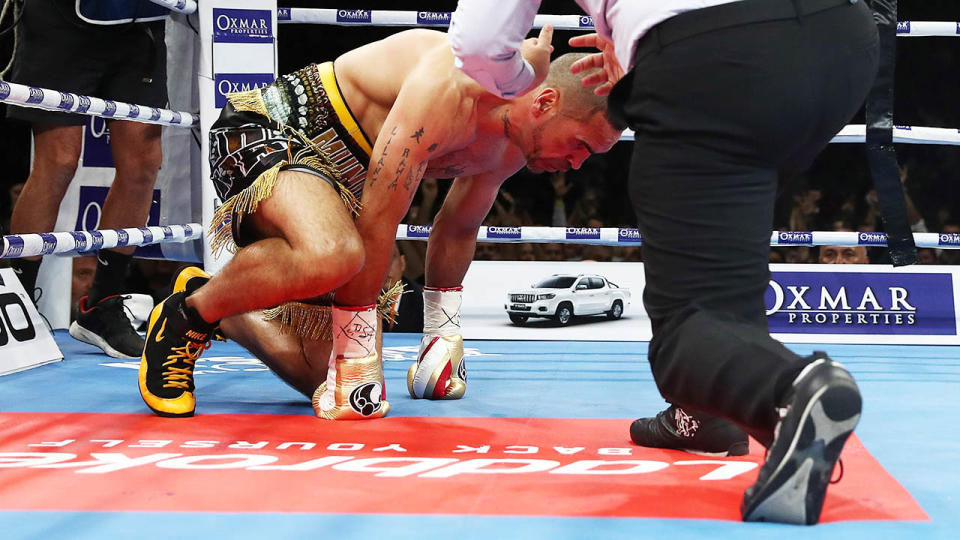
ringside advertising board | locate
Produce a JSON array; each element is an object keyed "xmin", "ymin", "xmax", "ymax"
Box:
[{"xmin": 460, "ymin": 262, "xmax": 960, "ymax": 344}]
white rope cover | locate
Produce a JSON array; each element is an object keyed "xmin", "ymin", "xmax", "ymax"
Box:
[
  {"xmin": 1, "ymin": 224, "xmax": 202, "ymax": 259},
  {"xmin": 0, "ymin": 80, "xmax": 199, "ymax": 127},
  {"xmin": 148, "ymin": 0, "xmax": 197, "ymax": 15},
  {"xmin": 618, "ymin": 125, "xmax": 960, "ymax": 146},
  {"xmin": 396, "ymin": 225, "xmax": 960, "ymax": 250},
  {"xmin": 279, "ymin": 9, "xmax": 959, "ymax": 37}
]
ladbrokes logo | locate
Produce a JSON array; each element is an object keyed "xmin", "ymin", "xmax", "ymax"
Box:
[
  {"xmin": 337, "ymin": 9, "xmax": 371, "ymax": 23},
  {"xmin": 213, "ymin": 8, "xmax": 272, "ymax": 43},
  {"xmin": 407, "ymin": 225, "xmax": 432, "ymax": 238},
  {"xmin": 566, "ymin": 227, "xmax": 600, "ymax": 240},
  {"xmin": 765, "ymin": 271, "xmax": 956, "ymax": 335},
  {"xmin": 486, "ymin": 226, "xmax": 521, "ymax": 239},
  {"xmin": 214, "ymin": 73, "xmax": 275, "ymax": 108},
  {"xmin": 618, "ymin": 228, "xmax": 641, "ymax": 243},
  {"xmin": 417, "ymin": 11, "xmax": 451, "ymax": 25}
]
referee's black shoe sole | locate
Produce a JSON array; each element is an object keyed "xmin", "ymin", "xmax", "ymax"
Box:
[{"xmin": 741, "ymin": 356, "xmax": 861, "ymax": 525}]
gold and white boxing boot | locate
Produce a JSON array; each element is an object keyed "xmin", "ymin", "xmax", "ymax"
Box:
[
  {"xmin": 408, "ymin": 286, "xmax": 467, "ymax": 400},
  {"xmin": 313, "ymin": 304, "xmax": 390, "ymax": 420}
]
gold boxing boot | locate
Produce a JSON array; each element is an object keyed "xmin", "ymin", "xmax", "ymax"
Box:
[{"xmin": 312, "ymin": 304, "xmax": 390, "ymax": 420}]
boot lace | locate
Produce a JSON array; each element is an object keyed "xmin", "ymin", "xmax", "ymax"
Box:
[{"xmin": 162, "ymin": 341, "xmax": 211, "ymax": 389}]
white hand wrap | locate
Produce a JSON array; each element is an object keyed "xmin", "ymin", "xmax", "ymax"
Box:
[{"xmin": 408, "ymin": 286, "xmax": 466, "ymax": 399}]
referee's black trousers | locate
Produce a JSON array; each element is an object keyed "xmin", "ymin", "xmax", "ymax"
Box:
[{"xmin": 610, "ymin": 0, "xmax": 879, "ymax": 438}]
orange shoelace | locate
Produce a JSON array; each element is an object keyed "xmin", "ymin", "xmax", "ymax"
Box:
[{"xmin": 162, "ymin": 341, "xmax": 211, "ymax": 389}]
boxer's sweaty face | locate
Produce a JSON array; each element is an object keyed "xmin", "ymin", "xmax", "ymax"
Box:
[{"xmin": 525, "ymin": 111, "xmax": 621, "ymax": 174}]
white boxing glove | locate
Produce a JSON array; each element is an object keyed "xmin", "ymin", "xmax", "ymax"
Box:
[{"xmin": 407, "ymin": 286, "xmax": 466, "ymax": 399}]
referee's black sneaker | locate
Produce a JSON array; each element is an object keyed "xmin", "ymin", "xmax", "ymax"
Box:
[
  {"xmin": 630, "ymin": 405, "xmax": 749, "ymax": 457},
  {"xmin": 69, "ymin": 295, "xmax": 144, "ymax": 358},
  {"xmin": 139, "ymin": 291, "xmax": 216, "ymax": 417},
  {"xmin": 741, "ymin": 354, "xmax": 861, "ymax": 525}
]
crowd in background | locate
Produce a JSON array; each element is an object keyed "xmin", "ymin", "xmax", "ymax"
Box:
[{"xmin": 1, "ymin": 0, "xmax": 959, "ymax": 318}]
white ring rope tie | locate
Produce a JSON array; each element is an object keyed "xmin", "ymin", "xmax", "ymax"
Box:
[
  {"xmin": 395, "ymin": 225, "xmax": 960, "ymax": 250},
  {"xmin": 148, "ymin": 0, "xmax": 197, "ymax": 15},
  {"xmin": 1, "ymin": 224, "xmax": 202, "ymax": 259},
  {"xmin": 279, "ymin": 8, "xmax": 960, "ymax": 37},
  {"xmin": 0, "ymin": 80, "xmax": 199, "ymax": 127}
]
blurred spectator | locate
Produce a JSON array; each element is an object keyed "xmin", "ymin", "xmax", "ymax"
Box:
[
  {"xmin": 784, "ymin": 247, "xmax": 813, "ymax": 264},
  {"xmin": 819, "ymin": 244, "xmax": 869, "ymax": 264},
  {"xmin": 550, "ymin": 172, "xmax": 571, "ymax": 227},
  {"xmin": 517, "ymin": 243, "xmax": 537, "ymax": 261},
  {"xmin": 789, "ymin": 188, "xmax": 821, "ymax": 231},
  {"xmin": 819, "ymin": 226, "xmax": 869, "ymax": 264},
  {"xmin": 540, "ymin": 243, "xmax": 565, "ymax": 261},
  {"xmin": 769, "ymin": 250, "xmax": 785, "ymax": 264},
  {"xmin": 917, "ymin": 248, "xmax": 939, "ymax": 265}
]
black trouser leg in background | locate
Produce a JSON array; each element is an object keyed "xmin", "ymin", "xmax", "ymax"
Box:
[{"xmin": 613, "ymin": 0, "xmax": 879, "ymax": 437}]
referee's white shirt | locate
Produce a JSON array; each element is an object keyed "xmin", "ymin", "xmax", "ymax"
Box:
[{"xmin": 449, "ymin": 0, "xmax": 742, "ymax": 99}]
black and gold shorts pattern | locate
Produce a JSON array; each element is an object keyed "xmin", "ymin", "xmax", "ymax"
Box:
[
  {"xmin": 208, "ymin": 62, "xmax": 373, "ymax": 255},
  {"xmin": 207, "ymin": 62, "xmax": 380, "ymax": 340}
]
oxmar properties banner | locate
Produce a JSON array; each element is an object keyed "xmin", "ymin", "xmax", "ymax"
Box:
[{"xmin": 460, "ymin": 262, "xmax": 960, "ymax": 344}]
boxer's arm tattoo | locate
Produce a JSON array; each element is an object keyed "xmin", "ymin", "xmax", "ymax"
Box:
[
  {"xmin": 404, "ymin": 162, "xmax": 426, "ymax": 190},
  {"xmin": 411, "ymin": 127, "xmax": 424, "ymax": 143},
  {"xmin": 387, "ymin": 148, "xmax": 411, "ymax": 190},
  {"xmin": 368, "ymin": 127, "xmax": 399, "ymax": 188},
  {"xmin": 427, "ymin": 142, "xmax": 438, "ymax": 153},
  {"xmin": 443, "ymin": 165, "xmax": 465, "ymax": 177}
]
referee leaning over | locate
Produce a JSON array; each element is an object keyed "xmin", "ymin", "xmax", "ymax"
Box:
[{"xmin": 448, "ymin": 0, "xmax": 878, "ymax": 525}]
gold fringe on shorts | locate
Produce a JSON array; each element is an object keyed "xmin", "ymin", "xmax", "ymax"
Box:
[
  {"xmin": 227, "ymin": 88, "xmax": 270, "ymax": 118},
  {"xmin": 208, "ymin": 90, "xmax": 362, "ymax": 258},
  {"xmin": 262, "ymin": 301, "xmax": 333, "ymax": 342},
  {"xmin": 260, "ymin": 283, "xmax": 408, "ymax": 341}
]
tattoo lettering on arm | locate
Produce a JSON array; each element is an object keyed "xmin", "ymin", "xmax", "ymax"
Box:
[
  {"xmin": 387, "ymin": 147, "xmax": 411, "ymax": 191},
  {"xmin": 369, "ymin": 127, "xmax": 398, "ymax": 189},
  {"xmin": 427, "ymin": 142, "xmax": 438, "ymax": 153},
  {"xmin": 411, "ymin": 127, "xmax": 424, "ymax": 143},
  {"xmin": 404, "ymin": 162, "xmax": 426, "ymax": 191}
]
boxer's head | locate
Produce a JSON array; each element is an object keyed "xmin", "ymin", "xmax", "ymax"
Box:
[{"xmin": 510, "ymin": 53, "xmax": 623, "ymax": 173}]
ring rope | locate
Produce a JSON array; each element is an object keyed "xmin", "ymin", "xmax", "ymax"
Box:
[
  {"xmin": 619, "ymin": 124, "xmax": 960, "ymax": 146},
  {"xmin": 1, "ymin": 224, "xmax": 202, "ymax": 259},
  {"xmin": 396, "ymin": 225, "xmax": 960, "ymax": 250},
  {"xmin": 278, "ymin": 8, "xmax": 959, "ymax": 37},
  {"xmin": 3, "ymin": 224, "xmax": 957, "ymax": 259},
  {"xmin": 148, "ymin": 0, "xmax": 197, "ymax": 15},
  {"xmin": 0, "ymin": 80, "xmax": 199, "ymax": 127}
]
